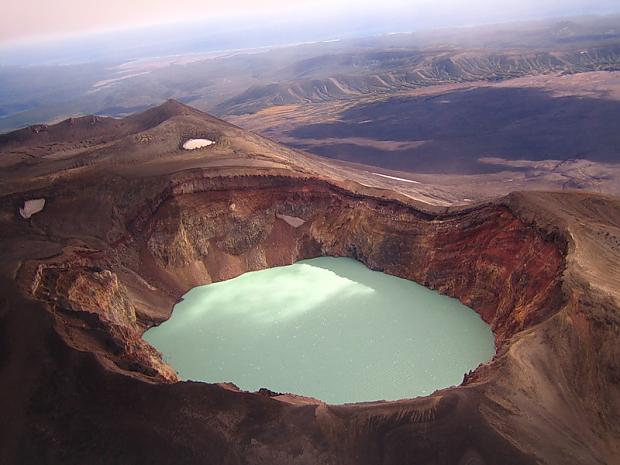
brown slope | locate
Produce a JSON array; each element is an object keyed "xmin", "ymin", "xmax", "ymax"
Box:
[
  {"xmin": 0, "ymin": 103, "xmax": 618, "ymax": 465},
  {"xmin": 0, "ymin": 99, "xmax": 234, "ymax": 176},
  {"xmin": 0, "ymin": 99, "xmax": 199, "ymax": 150}
]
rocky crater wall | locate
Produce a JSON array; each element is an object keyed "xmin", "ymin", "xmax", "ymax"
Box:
[
  {"xmin": 8, "ymin": 174, "xmax": 619, "ymax": 465},
  {"xmin": 137, "ymin": 175, "xmax": 565, "ymax": 345},
  {"xmin": 24, "ymin": 174, "xmax": 566, "ymax": 382}
]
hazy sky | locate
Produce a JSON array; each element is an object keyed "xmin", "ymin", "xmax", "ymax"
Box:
[{"xmin": 3, "ymin": 0, "xmax": 620, "ymax": 44}]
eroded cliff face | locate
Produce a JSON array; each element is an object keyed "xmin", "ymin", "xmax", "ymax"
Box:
[
  {"xmin": 135, "ymin": 175, "xmax": 565, "ymax": 347},
  {"xmin": 20, "ymin": 173, "xmax": 566, "ymax": 384},
  {"xmin": 31, "ymin": 258, "xmax": 177, "ymax": 381},
  {"xmin": 5, "ymin": 172, "xmax": 620, "ymax": 465}
]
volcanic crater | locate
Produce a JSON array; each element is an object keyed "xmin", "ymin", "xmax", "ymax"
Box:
[{"xmin": 0, "ymin": 100, "xmax": 618, "ymax": 465}]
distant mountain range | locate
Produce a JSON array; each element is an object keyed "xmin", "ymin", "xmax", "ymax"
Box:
[{"xmin": 1, "ymin": 14, "xmax": 620, "ymax": 133}]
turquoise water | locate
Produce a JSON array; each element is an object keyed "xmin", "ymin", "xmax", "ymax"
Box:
[{"xmin": 144, "ymin": 257, "xmax": 494, "ymax": 404}]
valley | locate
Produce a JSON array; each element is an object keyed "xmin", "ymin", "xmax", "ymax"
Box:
[{"xmin": 230, "ymin": 71, "xmax": 620, "ymax": 198}]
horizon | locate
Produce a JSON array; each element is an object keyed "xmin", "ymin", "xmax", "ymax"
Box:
[{"xmin": 2, "ymin": 1, "xmax": 620, "ymax": 60}]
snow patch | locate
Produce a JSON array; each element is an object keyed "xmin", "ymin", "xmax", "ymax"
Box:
[
  {"xmin": 276, "ymin": 214, "xmax": 306, "ymax": 228},
  {"xmin": 372, "ymin": 173, "xmax": 421, "ymax": 184},
  {"xmin": 183, "ymin": 139, "xmax": 215, "ymax": 150},
  {"xmin": 19, "ymin": 198, "xmax": 45, "ymax": 219}
]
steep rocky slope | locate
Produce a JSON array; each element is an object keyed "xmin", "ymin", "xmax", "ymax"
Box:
[
  {"xmin": 0, "ymin": 102, "xmax": 618, "ymax": 464},
  {"xmin": 215, "ymin": 44, "xmax": 620, "ymax": 116}
]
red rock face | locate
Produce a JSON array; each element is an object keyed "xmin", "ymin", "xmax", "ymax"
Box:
[
  {"xmin": 1, "ymin": 101, "xmax": 618, "ymax": 465},
  {"xmin": 5, "ymin": 174, "xmax": 619, "ymax": 465},
  {"xmin": 137, "ymin": 176, "xmax": 565, "ymax": 349},
  {"xmin": 23, "ymin": 174, "xmax": 565, "ymax": 382}
]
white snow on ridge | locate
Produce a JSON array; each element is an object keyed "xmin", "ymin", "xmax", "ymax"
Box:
[
  {"xmin": 183, "ymin": 139, "xmax": 215, "ymax": 150},
  {"xmin": 276, "ymin": 214, "xmax": 306, "ymax": 228},
  {"xmin": 372, "ymin": 173, "xmax": 421, "ymax": 184},
  {"xmin": 19, "ymin": 198, "xmax": 46, "ymax": 219}
]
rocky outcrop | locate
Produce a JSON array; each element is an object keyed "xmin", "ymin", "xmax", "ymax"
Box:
[{"xmin": 32, "ymin": 259, "xmax": 177, "ymax": 382}]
